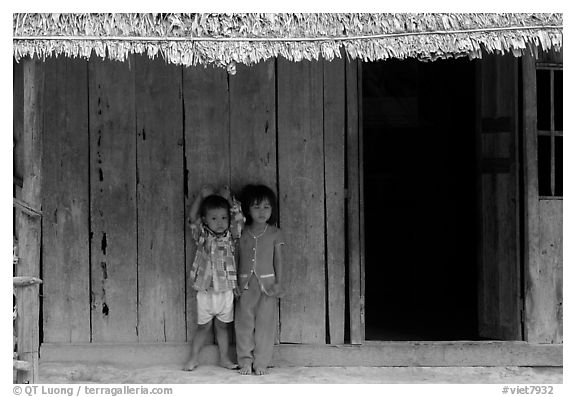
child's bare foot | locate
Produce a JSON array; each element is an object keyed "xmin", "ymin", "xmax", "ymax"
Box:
[
  {"xmin": 183, "ymin": 358, "xmax": 199, "ymax": 371},
  {"xmin": 239, "ymin": 364, "xmax": 253, "ymax": 375},
  {"xmin": 220, "ymin": 359, "xmax": 240, "ymax": 370},
  {"xmin": 254, "ymin": 367, "xmax": 269, "ymax": 375}
]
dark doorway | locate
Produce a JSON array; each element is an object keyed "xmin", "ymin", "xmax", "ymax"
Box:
[{"xmin": 362, "ymin": 57, "xmax": 480, "ymax": 340}]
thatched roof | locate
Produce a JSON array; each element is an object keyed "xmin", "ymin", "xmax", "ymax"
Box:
[{"xmin": 13, "ymin": 13, "xmax": 562, "ymax": 73}]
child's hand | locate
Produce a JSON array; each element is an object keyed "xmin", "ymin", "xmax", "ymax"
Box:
[
  {"xmin": 218, "ymin": 185, "xmax": 231, "ymax": 200},
  {"xmin": 200, "ymin": 185, "xmax": 214, "ymax": 198},
  {"xmin": 270, "ymin": 283, "xmax": 284, "ymax": 298}
]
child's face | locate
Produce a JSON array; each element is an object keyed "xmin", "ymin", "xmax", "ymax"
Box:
[
  {"xmin": 202, "ymin": 208, "xmax": 229, "ymax": 234},
  {"xmin": 249, "ymin": 199, "xmax": 272, "ymax": 225}
]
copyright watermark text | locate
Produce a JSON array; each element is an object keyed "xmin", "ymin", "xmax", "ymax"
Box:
[
  {"xmin": 502, "ymin": 385, "xmax": 554, "ymax": 395},
  {"xmin": 13, "ymin": 385, "xmax": 173, "ymax": 397}
]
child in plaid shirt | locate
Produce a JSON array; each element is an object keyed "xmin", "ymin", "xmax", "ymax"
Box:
[{"xmin": 184, "ymin": 185, "xmax": 244, "ymax": 371}]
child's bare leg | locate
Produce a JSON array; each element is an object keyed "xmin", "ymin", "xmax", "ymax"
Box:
[
  {"xmin": 214, "ymin": 319, "xmax": 239, "ymax": 369},
  {"xmin": 184, "ymin": 322, "xmax": 212, "ymax": 371}
]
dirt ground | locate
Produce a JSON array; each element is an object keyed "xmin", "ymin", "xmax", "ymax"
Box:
[{"xmin": 37, "ymin": 362, "xmax": 562, "ymax": 384}]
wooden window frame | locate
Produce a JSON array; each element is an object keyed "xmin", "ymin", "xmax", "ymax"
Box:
[{"xmin": 536, "ymin": 63, "xmax": 563, "ymax": 200}]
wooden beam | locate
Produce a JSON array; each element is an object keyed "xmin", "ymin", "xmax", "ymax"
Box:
[
  {"xmin": 13, "ymin": 360, "xmax": 32, "ymax": 372},
  {"xmin": 16, "ymin": 57, "xmax": 44, "ymax": 384},
  {"xmin": 13, "ymin": 276, "xmax": 43, "ymax": 287}
]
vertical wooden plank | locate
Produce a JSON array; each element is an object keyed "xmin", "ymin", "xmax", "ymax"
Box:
[
  {"xmin": 522, "ymin": 54, "xmax": 540, "ymax": 342},
  {"xmin": 346, "ymin": 59, "xmax": 363, "ymax": 344},
  {"xmin": 323, "ymin": 57, "xmax": 346, "ymax": 344},
  {"xmin": 89, "ymin": 57, "xmax": 138, "ymax": 342},
  {"xmin": 42, "ymin": 56, "xmax": 90, "ymax": 343},
  {"xmin": 278, "ymin": 58, "xmax": 326, "ymax": 343},
  {"xmin": 357, "ymin": 62, "xmax": 366, "ymax": 343},
  {"xmin": 476, "ymin": 54, "xmax": 521, "ymax": 340},
  {"xmin": 13, "ymin": 60, "xmax": 24, "ymax": 189},
  {"xmin": 536, "ymin": 201, "xmax": 563, "ymax": 342},
  {"xmin": 136, "ymin": 56, "xmax": 185, "ymax": 342},
  {"xmin": 183, "ymin": 65, "xmax": 230, "ymax": 342},
  {"xmin": 13, "ymin": 59, "xmax": 24, "ymax": 264},
  {"xmin": 229, "ymin": 60, "xmax": 277, "ymax": 192},
  {"xmin": 16, "ymin": 58, "xmax": 44, "ymax": 384}
]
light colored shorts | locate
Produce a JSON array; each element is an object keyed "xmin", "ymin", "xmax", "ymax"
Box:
[{"xmin": 196, "ymin": 289, "xmax": 234, "ymax": 325}]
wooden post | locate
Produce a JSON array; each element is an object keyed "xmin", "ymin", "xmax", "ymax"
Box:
[
  {"xmin": 346, "ymin": 58, "xmax": 364, "ymax": 344},
  {"xmin": 16, "ymin": 57, "xmax": 44, "ymax": 383}
]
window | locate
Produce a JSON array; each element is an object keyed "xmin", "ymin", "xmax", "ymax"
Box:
[{"xmin": 536, "ymin": 65, "xmax": 563, "ymax": 198}]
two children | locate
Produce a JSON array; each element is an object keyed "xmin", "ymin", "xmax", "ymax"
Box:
[{"xmin": 185, "ymin": 184, "xmax": 284, "ymax": 376}]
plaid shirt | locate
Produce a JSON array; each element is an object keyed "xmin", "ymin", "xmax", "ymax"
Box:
[
  {"xmin": 190, "ymin": 225, "xmax": 237, "ymax": 292},
  {"xmin": 189, "ymin": 198, "xmax": 244, "ymax": 292}
]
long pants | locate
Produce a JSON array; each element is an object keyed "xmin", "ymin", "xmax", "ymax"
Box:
[{"xmin": 235, "ymin": 276, "xmax": 277, "ymax": 369}]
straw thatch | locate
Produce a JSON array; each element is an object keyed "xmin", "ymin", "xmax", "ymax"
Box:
[{"xmin": 13, "ymin": 13, "xmax": 562, "ymax": 73}]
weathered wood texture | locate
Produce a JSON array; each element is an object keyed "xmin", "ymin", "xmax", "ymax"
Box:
[
  {"xmin": 278, "ymin": 58, "xmax": 326, "ymax": 343},
  {"xmin": 42, "ymin": 57, "xmax": 91, "ymax": 343},
  {"xmin": 476, "ymin": 54, "xmax": 521, "ymax": 340},
  {"xmin": 183, "ymin": 64, "xmax": 230, "ymax": 343},
  {"xmin": 37, "ymin": 56, "xmax": 353, "ymax": 346},
  {"xmin": 229, "ymin": 60, "xmax": 277, "ymax": 192},
  {"xmin": 522, "ymin": 54, "xmax": 563, "ymax": 343},
  {"xmin": 13, "ymin": 61, "xmax": 24, "ymax": 188},
  {"xmin": 135, "ymin": 56, "xmax": 186, "ymax": 342},
  {"xmin": 229, "ymin": 60, "xmax": 279, "ymax": 342},
  {"xmin": 13, "ymin": 276, "xmax": 43, "ymax": 287},
  {"xmin": 16, "ymin": 58, "xmax": 44, "ymax": 384},
  {"xmin": 346, "ymin": 59, "xmax": 363, "ymax": 344},
  {"xmin": 323, "ymin": 57, "xmax": 346, "ymax": 344},
  {"xmin": 535, "ymin": 201, "xmax": 563, "ymax": 342},
  {"xmin": 357, "ymin": 63, "xmax": 366, "ymax": 343},
  {"xmin": 89, "ymin": 56, "xmax": 138, "ymax": 342}
]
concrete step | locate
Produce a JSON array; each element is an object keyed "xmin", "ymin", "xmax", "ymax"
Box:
[{"xmin": 40, "ymin": 341, "xmax": 562, "ymax": 367}]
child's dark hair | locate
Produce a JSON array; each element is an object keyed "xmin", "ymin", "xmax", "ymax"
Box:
[
  {"xmin": 240, "ymin": 184, "xmax": 278, "ymax": 225},
  {"xmin": 199, "ymin": 194, "xmax": 231, "ymax": 218}
]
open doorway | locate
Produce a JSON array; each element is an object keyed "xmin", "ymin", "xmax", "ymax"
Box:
[{"xmin": 362, "ymin": 57, "xmax": 480, "ymax": 341}]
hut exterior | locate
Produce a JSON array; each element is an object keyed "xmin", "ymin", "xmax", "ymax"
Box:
[{"xmin": 13, "ymin": 13, "xmax": 562, "ymax": 383}]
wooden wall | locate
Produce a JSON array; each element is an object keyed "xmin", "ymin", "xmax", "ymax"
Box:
[
  {"xmin": 22, "ymin": 54, "xmax": 351, "ymax": 345},
  {"xmin": 522, "ymin": 51, "xmax": 563, "ymax": 343}
]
